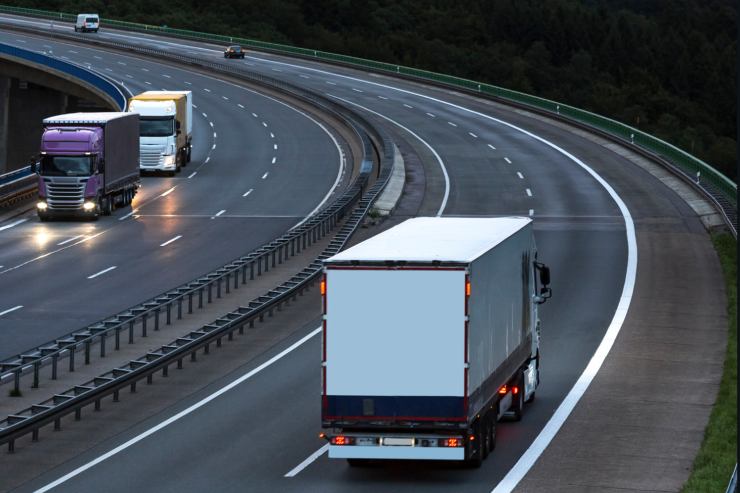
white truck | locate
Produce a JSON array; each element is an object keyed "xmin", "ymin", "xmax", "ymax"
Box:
[
  {"xmin": 128, "ymin": 91, "xmax": 192, "ymax": 175},
  {"xmin": 74, "ymin": 14, "xmax": 99, "ymax": 33},
  {"xmin": 320, "ymin": 217, "xmax": 551, "ymax": 466}
]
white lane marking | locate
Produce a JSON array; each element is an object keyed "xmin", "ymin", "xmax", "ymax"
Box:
[
  {"xmin": 14, "ymin": 39, "xmax": 26, "ymax": 43},
  {"xmin": 271, "ymin": 157, "xmax": 276, "ymax": 164},
  {"xmin": 252, "ymin": 112, "xmax": 258, "ymax": 118},
  {"xmin": 184, "ymin": 81, "xmax": 192, "ymax": 85},
  {"xmin": 105, "ymin": 68, "xmax": 113, "ymax": 72},
  {"xmin": 238, "ymin": 103, "xmax": 244, "ymax": 109},
  {"xmin": 426, "ymin": 112, "xmax": 436, "ymax": 118},
  {"xmin": 222, "ymin": 95, "xmax": 229, "ymax": 100},
  {"xmin": 0, "ymin": 230, "xmax": 106, "ymax": 275},
  {"xmin": 57, "ymin": 235, "xmax": 83, "ymax": 246},
  {"xmin": 447, "ymin": 121, "xmax": 457, "ymax": 127},
  {"xmin": 299, "ymin": 74, "xmax": 310, "ymax": 79},
  {"xmin": 162, "ymin": 74, "xmax": 171, "ymax": 78},
  {"xmin": 188, "ymin": 172, "xmax": 197, "ymax": 179},
  {"xmin": 204, "ymin": 157, "xmax": 210, "ymax": 164},
  {"xmin": 141, "ymin": 67, "xmax": 149, "ymax": 72},
  {"xmin": 377, "ymin": 95, "xmax": 388, "ymax": 100},
  {"xmin": 271, "ymin": 68, "xmax": 283, "ymax": 72},
  {"xmin": 192, "ymin": 104, "xmax": 198, "ymax": 109},
  {"xmin": 60, "ymin": 56, "xmax": 69, "ymax": 60},
  {"xmin": 204, "ymin": 88, "xmax": 211, "ymax": 92},
  {"xmin": 215, "ymin": 210, "xmax": 226, "ymax": 217},
  {"xmin": 285, "ymin": 444, "xmax": 329, "ymax": 477},
  {"xmin": 262, "ymin": 172, "xmax": 269, "ymax": 179},
  {"xmin": 469, "ymin": 132, "xmax": 478, "ymax": 138},
  {"xmin": 488, "ymin": 144, "xmax": 497, "ymax": 150},
  {"xmin": 68, "ymin": 49, "xmax": 78, "ymax": 54},
  {"xmin": 160, "ymin": 235, "xmax": 182, "ymax": 247},
  {"xmin": 262, "ymin": 122, "xmax": 268, "ymax": 127},
  {"xmin": 160, "ymin": 186, "xmax": 176, "ymax": 197},
  {"xmin": 213, "ymin": 132, "xmax": 217, "ymax": 139},
  {"xmin": 504, "ymin": 157, "xmax": 512, "ymax": 164},
  {"xmin": 243, "ymin": 189, "xmax": 253, "ymax": 197},
  {"xmin": 517, "ymin": 172, "xmax": 524, "ymax": 179},
  {"xmin": 0, "ymin": 219, "xmax": 27, "ymax": 231},
  {"xmin": 403, "ymin": 103, "xmax": 413, "ymax": 108},
  {"xmin": 93, "ymin": 55, "xmax": 102, "ymax": 60},
  {"xmin": 212, "ymin": 144, "xmax": 217, "ymax": 150},
  {"xmin": 330, "ymin": 95, "xmax": 449, "ymax": 216},
  {"xmin": 352, "ymin": 88, "xmax": 363, "ymax": 93},
  {"xmin": 529, "ymin": 209, "xmax": 534, "ymax": 217},
  {"xmin": 525, "ymin": 188, "xmax": 532, "ymax": 197},
  {"xmin": 270, "ymin": 132, "xmax": 275, "ymax": 139},
  {"xmin": 0, "ymin": 305, "xmax": 23, "ymax": 317},
  {"xmin": 117, "ymin": 61, "xmax": 126, "ymax": 65},
  {"xmin": 145, "ymin": 81, "xmax": 152, "ymax": 85},
  {"xmin": 209, "ymin": 121, "xmax": 214, "ymax": 127},
  {"xmin": 202, "ymin": 112, "xmax": 208, "ymax": 118},
  {"xmin": 125, "ymin": 74, "xmax": 133, "ymax": 78},
  {"xmin": 326, "ymin": 80, "xmax": 336, "ymax": 85},
  {"xmin": 119, "ymin": 209, "xmax": 138, "ymax": 221},
  {"xmin": 273, "ymin": 144, "xmax": 278, "ymax": 150},
  {"xmin": 34, "ymin": 327, "xmax": 323, "ymax": 493},
  {"xmin": 87, "ymin": 266, "xmax": 117, "ymax": 279}
]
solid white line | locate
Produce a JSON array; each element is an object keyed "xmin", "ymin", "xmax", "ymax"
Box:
[
  {"xmin": 188, "ymin": 172, "xmax": 197, "ymax": 179},
  {"xmin": 160, "ymin": 187, "xmax": 176, "ymax": 197},
  {"xmin": 35, "ymin": 327, "xmax": 323, "ymax": 493},
  {"xmin": 0, "ymin": 305, "xmax": 22, "ymax": 317},
  {"xmin": 0, "ymin": 219, "xmax": 27, "ymax": 231},
  {"xmin": 504, "ymin": 157, "xmax": 512, "ymax": 164},
  {"xmin": 243, "ymin": 189, "xmax": 253, "ymax": 197},
  {"xmin": 262, "ymin": 172, "xmax": 269, "ymax": 179},
  {"xmin": 447, "ymin": 121, "xmax": 457, "ymax": 127},
  {"xmin": 119, "ymin": 209, "xmax": 138, "ymax": 221},
  {"xmin": 57, "ymin": 235, "xmax": 83, "ymax": 245},
  {"xmin": 215, "ymin": 210, "xmax": 226, "ymax": 217},
  {"xmin": 87, "ymin": 266, "xmax": 117, "ymax": 279},
  {"xmin": 285, "ymin": 444, "xmax": 329, "ymax": 477},
  {"xmin": 469, "ymin": 132, "xmax": 478, "ymax": 138},
  {"xmin": 517, "ymin": 172, "xmax": 524, "ymax": 179},
  {"xmin": 525, "ymin": 188, "xmax": 532, "ymax": 197},
  {"xmin": 160, "ymin": 235, "xmax": 182, "ymax": 247},
  {"xmin": 488, "ymin": 144, "xmax": 496, "ymax": 150},
  {"xmin": 330, "ymin": 96, "xmax": 449, "ymax": 216}
]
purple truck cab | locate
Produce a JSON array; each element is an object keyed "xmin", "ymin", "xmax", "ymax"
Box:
[{"xmin": 36, "ymin": 112, "xmax": 140, "ymax": 220}]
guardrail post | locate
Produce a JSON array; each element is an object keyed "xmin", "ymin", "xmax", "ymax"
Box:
[
  {"xmin": 225, "ymin": 274, "xmax": 230, "ymax": 294},
  {"xmin": 199, "ymin": 288, "xmax": 204, "ymax": 308},
  {"xmin": 242, "ymin": 264, "xmax": 247, "ymax": 284},
  {"xmin": 75, "ymin": 409, "xmax": 81, "ymax": 421},
  {"xmin": 115, "ymin": 327, "xmax": 121, "ymax": 350},
  {"xmin": 272, "ymin": 250, "xmax": 276, "ymax": 268},
  {"xmin": 234, "ymin": 271, "xmax": 239, "ymax": 289},
  {"xmin": 100, "ymin": 333, "xmax": 106, "ymax": 357},
  {"xmin": 95, "ymin": 399, "xmax": 101, "ymax": 411},
  {"xmin": 257, "ymin": 258, "xmax": 262, "ymax": 276},
  {"xmin": 84, "ymin": 340, "xmax": 91, "ymax": 365},
  {"xmin": 155, "ymin": 309, "xmax": 160, "ymax": 331},
  {"xmin": 291, "ymin": 238, "xmax": 295, "ymax": 256},
  {"xmin": 189, "ymin": 293, "xmax": 193, "ymax": 313},
  {"xmin": 113, "ymin": 390, "xmax": 119, "ymax": 402},
  {"xmin": 167, "ymin": 303, "xmax": 172, "ymax": 324},
  {"xmin": 130, "ymin": 381, "xmax": 136, "ymax": 393},
  {"xmin": 129, "ymin": 320, "xmax": 135, "ymax": 344},
  {"xmin": 52, "ymin": 354, "xmax": 58, "ymax": 380},
  {"xmin": 264, "ymin": 255, "xmax": 269, "ymax": 273},
  {"xmin": 69, "ymin": 344, "xmax": 75, "ymax": 372},
  {"xmin": 8, "ymin": 440, "xmax": 14, "ymax": 453},
  {"xmin": 163, "ymin": 365, "xmax": 168, "ymax": 377},
  {"xmin": 178, "ymin": 358, "xmax": 183, "ymax": 369},
  {"xmin": 13, "ymin": 368, "xmax": 20, "ymax": 394},
  {"xmin": 217, "ymin": 278, "xmax": 222, "ymax": 298},
  {"xmin": 191, "ymin": 350, "xmax": 197, "ymax": 362},
  {"xmin": 32, "ymin": 361, "xmax": 40, "ymax": 388},
  {"xmin": 147, "ymin": 373, "xmax": 153, "ymax": 384},
  {"xmin": 32, "ymin": 429, "xmax": 39, "ymax": 442},
  {"xmin": 216, "ymin": 337, "xmax": 222, "ymax": 348},
  {"xmin": 177, "ymin": 298, "xmax": 183, "ymax": 319},
  {"xmin": 208, "ymin": 283, "xmax": 213, "ymax": 303},
  {"xmin": 250, "ymin": 261, "xmax": 255, "ymax": 280}
]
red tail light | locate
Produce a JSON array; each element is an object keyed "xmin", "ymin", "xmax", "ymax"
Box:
[
  {"xmin": 331, "ymin": 435, "xmax": 354, "ymax": 445},
  {"xmin": 442, "ymin": 438, "xmax": 463, "ymax": 447},
  {"xmin": 512, "ymin": 386, "xmax": 519, "ymax": 395}
]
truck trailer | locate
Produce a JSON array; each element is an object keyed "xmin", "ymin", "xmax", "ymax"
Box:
[
  {"xmin": 128, "ymin": 91, "xmax": 193, "ymax": 175},
  {"xmin": 35, "ymin": 112, "xmax": 140, "ymax": 220},
  {"xmin": 320, "ymin": 217, "xmax": 551, "ymax": 466}
]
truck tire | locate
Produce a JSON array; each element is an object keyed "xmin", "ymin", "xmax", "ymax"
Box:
[
  {"xmin": 186, "ymin": 145, "xmax": 192, "ymax": 163},
  {"xmin": 467, "ymin": 422, "xmax": 484, "ymax": 468},
  {"xmin": 100, "ymin": 196, "xmax": 112, "ymax": 216}
]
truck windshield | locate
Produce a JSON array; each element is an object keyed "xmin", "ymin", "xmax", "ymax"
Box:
[
  {"xmin": 86, "ymin": 17, "xmax": 97, "ymax": 22},
  {"xmin": 40, "ymin": 156, "xmax": 93, "ymax": 177},
  {"xmin": 139, "ymin": 117, "xmax": 174, "ymax": 137}
]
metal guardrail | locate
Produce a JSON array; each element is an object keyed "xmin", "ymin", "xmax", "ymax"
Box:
[
  {"xmin": 0, "ymin": 78, "xmax": 396, "ymax": 454},
  {"xmin": 0, "ymin": 41, "xmax": 128, "ymax": 207},
  {"xmin": 0, "ymin": 4, "xmax": 733, "ymax": 232}
]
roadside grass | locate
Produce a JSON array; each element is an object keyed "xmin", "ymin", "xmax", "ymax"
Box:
[{"xmin": 682, "ymin": 232, "xmax": 737, "ymax": 492}]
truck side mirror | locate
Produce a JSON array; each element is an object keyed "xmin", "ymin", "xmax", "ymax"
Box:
[{"xmin": 539, "ymin": 265, "xmax": 550, "ymax": 286}]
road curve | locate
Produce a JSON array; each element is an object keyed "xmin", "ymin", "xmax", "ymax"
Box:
[{"xmin": 0, "ymin": 15, "xmax": 721, "ymax": 493}]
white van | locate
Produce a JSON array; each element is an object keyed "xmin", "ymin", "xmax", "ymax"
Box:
[{"xmin": 75, "ymin": 14, "xmax": 99, "ymax": 33}]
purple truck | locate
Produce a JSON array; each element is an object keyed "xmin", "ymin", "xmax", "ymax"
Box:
[{"xmin": 35, "ymin": 112, "xmax": 140, "ymax": 220}]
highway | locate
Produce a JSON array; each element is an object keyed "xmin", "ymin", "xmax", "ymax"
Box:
[
  {"xmin": 0, "ymin": 15, "xmax": 721, "ymax": 493},
  {"xmin": 0, "ymin": 25, "xmax": 346, "ymax": 357}
]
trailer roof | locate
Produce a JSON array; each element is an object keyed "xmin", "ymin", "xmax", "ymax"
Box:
[
  {"xmin": 327, "ymin": 217, "xmax": 532, "ymax": 263},
  {"xmin": 43, "ymin": 112, "xmax": 133, "ymax": 124},
  {"xmin": 130, "ymin": 91, "xmax": 190, "ymax": 101}
]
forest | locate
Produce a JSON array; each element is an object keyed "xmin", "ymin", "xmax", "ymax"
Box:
[{"xmin": 7, "ymin": 0, "xmax": 737, "ymax": 177}]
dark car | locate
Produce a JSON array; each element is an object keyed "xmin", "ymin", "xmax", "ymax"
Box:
[{"xmin": 224, "ymin": 45, "xmax": 245, "ymax": 59}]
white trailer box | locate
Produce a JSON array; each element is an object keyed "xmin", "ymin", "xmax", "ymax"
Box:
[{"xmin": 321, "ymin": 217, "xmax": 550, "ymax": 463}]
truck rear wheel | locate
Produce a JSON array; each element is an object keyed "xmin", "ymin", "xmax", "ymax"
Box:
[{"xmin": 100, "ymin": 196, "xmax": 112, "ymax": 216}]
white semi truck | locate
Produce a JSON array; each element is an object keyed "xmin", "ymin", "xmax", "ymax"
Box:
[
  {"xmin": 128, "ymin": 91, "xmax": 192, "ymax": 175},
  {"xmin": 320, "ymin": 217, "xmax": 551, "ymax": 466}
]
